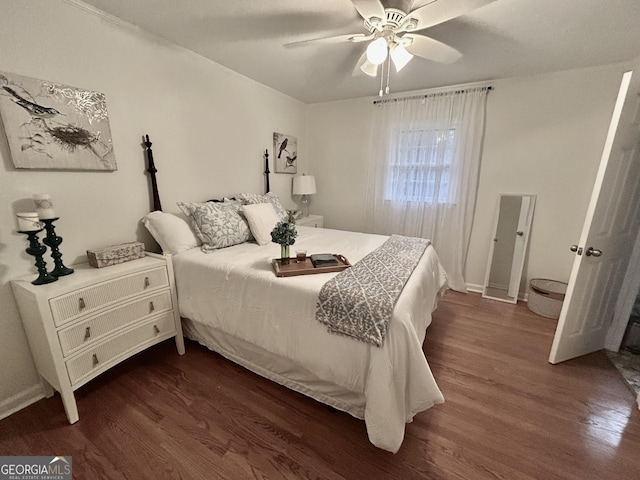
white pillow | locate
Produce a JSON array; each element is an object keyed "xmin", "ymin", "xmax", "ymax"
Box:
[
  {"xmin": 242, "ymin": 203, "xmax": 281, "ymax": 246},
  {"xmin": 236, "ymin": 192, "xmax": 287, "ymax": 219},
  {"xmin": 142, "ymin": 211, "xmax": 201, "ymax": 255}
]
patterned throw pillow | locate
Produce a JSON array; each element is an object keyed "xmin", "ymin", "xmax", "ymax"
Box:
[
  {"xmin": 177, "ymin": 201, "xmax": 251, "ymax": 253},
  {"xmin": 236, "ymin": 192, "xmax": 287, "ymax": 219}
]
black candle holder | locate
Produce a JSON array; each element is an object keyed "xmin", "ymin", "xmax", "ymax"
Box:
[
  {"xmin": 18, "ymin": 229, "xmax": 58, "ymax": 285},
  {"xmin": 41, "ymin": 218, "xmax": 74, "ymax": 277}
]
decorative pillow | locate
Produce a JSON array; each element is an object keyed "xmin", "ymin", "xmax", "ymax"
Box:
[
  {"xmin": 242, "ymin": 203, "xmax": 281, "ymax": 246},
  {"xmin": 207, "ymin": 197, "xmax": 237, "ymax": 203},
  {"xmin": 142, "ymin": 211, "xmax": 201, "ymax": 255},
  {"xmin": 236, "ymin": 192, "xmax": 287, "ymax": 219},
  {"xmin": 177, "ymin": 201, "xmax": 251, "ymax": 253}
]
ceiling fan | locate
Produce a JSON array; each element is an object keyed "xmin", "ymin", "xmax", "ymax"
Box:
[{"xmin": 285, "ymin": 0, "xmax": 495, "ymax": 90}]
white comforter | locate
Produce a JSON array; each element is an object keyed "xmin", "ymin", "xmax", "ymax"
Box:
[{"xmin": 171, "ymin": 226, "xmax": 448, "ymax": 452}]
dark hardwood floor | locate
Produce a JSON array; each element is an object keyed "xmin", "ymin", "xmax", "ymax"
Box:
[{"xmin": 2, "ymin": 291, "xmax": 639, "ymax": 479}]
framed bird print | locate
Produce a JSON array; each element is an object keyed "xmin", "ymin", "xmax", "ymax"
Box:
[
  {"xmin": 0, "ymin": 70, "xmax": 116, "ymax": 170},
  {"xmin": 273, "ymin": 132, "xmax": 297, "ymax": 174}
]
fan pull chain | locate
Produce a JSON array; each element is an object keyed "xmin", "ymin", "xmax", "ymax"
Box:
[
  {"xmin": 385, "ymin": 53, "xmax": 391, "ymax": 95},
  {"xmin": 379, "ymin": 58, "xmax": 385, "ymax": 97}
]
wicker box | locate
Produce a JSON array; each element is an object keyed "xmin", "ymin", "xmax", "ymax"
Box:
[
  {"xmin": 87, "ymin": 242, "xmax": 145, "ymax": 268},
  {"xmin": 527, "ymin": 278, "xmax": 568, "ymax": 319}
]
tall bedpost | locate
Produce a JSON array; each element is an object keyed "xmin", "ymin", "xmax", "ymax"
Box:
[
  {"xmin": 264, "ymin": 149, "xmax": 270, "ymax": 194},
  {"xmin": 144, "ymin": 134, "xmax": 162, "ymax": 212}
]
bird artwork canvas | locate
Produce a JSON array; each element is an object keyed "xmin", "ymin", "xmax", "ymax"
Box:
[
  {"xmin": 0, "ymin": 71, "xmax": 116, "ymax": 170},
  {"xmin": 273, "ymin": 132, "xmax": 297, "ymax": 174}
]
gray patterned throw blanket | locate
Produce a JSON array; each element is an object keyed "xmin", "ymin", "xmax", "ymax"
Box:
[{"xmin": 315, "ymin": 235, "xmax": 430, "ymax": 347}]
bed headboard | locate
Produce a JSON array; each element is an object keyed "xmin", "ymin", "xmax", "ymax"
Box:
[
  {"xmin": 144, "ymin": 135, "xmax": 162, "ymax": 212},
  {"xmin": 143, "ymin": 134, "xmax": 271, "ymax": 212},
  {"xmin": 264, "ymin": 148, "xmax": 270, "ymax": 194}
]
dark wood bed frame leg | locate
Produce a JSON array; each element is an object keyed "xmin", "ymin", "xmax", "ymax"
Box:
[{"xmin": 144, "ymin": 134, "xmax": 162, "ymax": 212}]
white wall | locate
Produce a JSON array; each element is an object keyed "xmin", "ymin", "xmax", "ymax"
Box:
[
  {"xmin": 304, "ymin": 98, "xmax": 374, "ymax": 230},
  {"xmin": 308, "ymin": 63, "xmax": 628, "ymax": 292},
  {"xmin": 0, "ymin": 0, "xmax": 306, "ymax": 415}
]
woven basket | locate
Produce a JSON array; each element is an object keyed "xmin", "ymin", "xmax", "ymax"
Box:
[{"xmin": 527, "ymin": 278, "xmax": 568, "ymax": 319}]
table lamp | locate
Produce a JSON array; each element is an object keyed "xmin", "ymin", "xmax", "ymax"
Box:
[{"xmin": 292, "ymin": 174, "xmax": 316, "ymax": 217}]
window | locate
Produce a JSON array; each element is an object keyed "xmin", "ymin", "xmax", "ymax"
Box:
[
  {"xmin": 365, "ymin": 88, "xmax": 489, "ymax": 292},
  {"xmin": 384, "ymin": 127, "xmax": 456, "ymax": 204}
]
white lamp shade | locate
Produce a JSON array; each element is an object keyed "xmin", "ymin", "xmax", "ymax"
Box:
[
  {"xmin": 360, "ymin": 60, "xmax": 379, "ymax": 77},
  {"xmin": 366, "ymin": 38, "xmax": 388, "ymax": 65},
  {"xmin": 292, "ymin": 175, "xmax": 316, "ymax": 195},
  {"xmin": 391, "ymin": 44, "xmax": 414, "ymax": 72}
]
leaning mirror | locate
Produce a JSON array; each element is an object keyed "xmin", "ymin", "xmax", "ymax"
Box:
[{"xmin": 482, "ymin": 194, "xmax": 536, "ymax": 304}]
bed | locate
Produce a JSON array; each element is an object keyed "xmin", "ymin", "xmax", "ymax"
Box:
[{"xmin": 141, "ymin": 137, "xmax": 448, "ymax": 453}]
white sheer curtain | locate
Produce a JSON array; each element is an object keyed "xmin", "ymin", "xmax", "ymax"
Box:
[{"xmin": 363, "ymin": 87, "xmax": 489, "ymax": 292}]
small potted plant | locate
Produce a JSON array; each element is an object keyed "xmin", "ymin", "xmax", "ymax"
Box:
[{"xmin": 271, "ymin": 213, "xmax": 298, "ymax": 265}]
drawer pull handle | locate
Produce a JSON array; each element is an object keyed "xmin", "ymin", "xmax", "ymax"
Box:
[
  {"xmin": 84, "ymin": 327, "xmax": 91, "ymax": 341},
  {"xmin": 144, "ymin": 277, "xmax": 150, "ymax": 289},
  {"xmin": 92, "ymin": 353, "xmax": 99, "ymax": 367},
  {"xmin": 153, "ymin": 325, "xmax": 160, "ymax": 335},
  {"xmin": 149, "ymin": 301, "xmax": 155, "ymax": 313},
  {"xmin": 79, "ymin": 297, "xmax": 86, "ymax": 310}
]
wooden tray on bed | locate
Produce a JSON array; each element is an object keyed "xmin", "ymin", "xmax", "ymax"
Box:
[{"xmin": 272, "ymin": 254, "xmax": 351, "ymax": 277}]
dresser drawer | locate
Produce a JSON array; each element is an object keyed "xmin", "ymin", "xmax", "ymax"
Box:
[
  {"xmin": 57, "ymin": 290, "xmax": 173, "ymax": 357},
  {"xmin": 50, "ymin": 267, "xmax": 169, "ymax": 327},
  {"xmin": 65, "ymin": 312, "xmax": 176, "ymax": 386}
]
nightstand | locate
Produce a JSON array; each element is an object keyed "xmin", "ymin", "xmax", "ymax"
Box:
[
  {"xmin": 11, "ymin": 252, "xmax": 184, "ymax": 424},
  {"xmin": 297, "ymin": 214, "xmax": 323, "ymax": 228}
]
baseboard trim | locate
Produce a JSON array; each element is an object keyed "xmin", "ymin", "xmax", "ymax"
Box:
[
  {"xmin": 466, "ymin": 283, "xmax": 484, "ymax": 293},
  {"xmin": 0, "ymin": 384, "xmax": 45, "ymax": 421},
  {"xmin": 466, "ymin": 283, "xmax": 529, "ymax": 302}
]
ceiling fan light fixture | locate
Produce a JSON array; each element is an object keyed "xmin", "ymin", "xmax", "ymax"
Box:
[
  {"xmin": 390, "ymin": 44, "xmax": 413, "ymax": 72},
  {"xmin": 366, "ymin": 37, "xmax": 388, "ymax": 65},
  {"xmin": 360, "ymin": 60, "xmax": 378, "ymax": 77}
]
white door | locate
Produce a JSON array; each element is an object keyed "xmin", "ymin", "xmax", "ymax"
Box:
[{"xmin": 549, "ymin": 68, "xmax": 640, "ymax": 364}]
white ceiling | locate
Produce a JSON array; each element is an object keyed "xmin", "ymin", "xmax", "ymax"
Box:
[{"xmin": 77, "ymin": 0, "xmax": 640, "ymax": 104}]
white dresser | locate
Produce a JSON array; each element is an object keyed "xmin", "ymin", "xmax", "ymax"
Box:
[
  {"xmin": 297, "ymin": 214, "xmax": 323, "ymax": 228},
  {"xmin": 11, "ymin": 252, "xmax": 185, "ymax": 424}
]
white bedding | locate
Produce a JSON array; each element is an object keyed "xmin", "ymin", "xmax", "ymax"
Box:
[{"xmin": 171, "ymin": 226, "xmax": 448, "ymax": 452}]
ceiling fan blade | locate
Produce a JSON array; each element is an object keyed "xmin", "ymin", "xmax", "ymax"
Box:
[
  {"xmin": 351, "ymin": 0, "xmax": 385, "ymax": 22},
  {"xmin": 284, "ymin": 33, "xmax": 370, "ymax": 48},
  {"xmin": 403, "ymin": 34, "xmax": 462, "ymax": 64},
  {"xmin": 352, "ymin": 51, "xmax": 378, "ymax": 77},
  {"xmin": 401, "ymin": 0, "xmax": 496, "ymax": 31}
]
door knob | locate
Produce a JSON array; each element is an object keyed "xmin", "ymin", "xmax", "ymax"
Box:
[
  {"xmin": 585, "ymin": 246, "xmax": 602, "ymax": 257},
  {"xmin": 516, "ymin": 231, "xmax": 524, "ymax": 236},
  {"xmin": 570, "ymin": 245, "xmax": 583, "ymax": 255}
]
